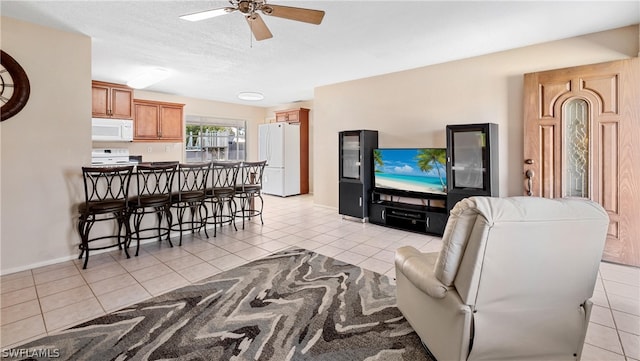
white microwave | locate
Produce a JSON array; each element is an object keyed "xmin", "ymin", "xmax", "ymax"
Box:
[{"xmin": 91, "ymin": 118, "xmax": 134, "ymax": 142}]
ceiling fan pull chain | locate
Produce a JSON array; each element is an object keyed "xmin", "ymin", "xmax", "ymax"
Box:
[{"xmin": 249, "ymin": 17, "xmax": 253, "ymax": 48}]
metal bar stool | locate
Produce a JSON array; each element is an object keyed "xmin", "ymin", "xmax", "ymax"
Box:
[
  {"xmin": 234, "ymin": 161, "xmax": 266, "ymax": 229},
  {"xmin": 128, "ymin": 162, "xmax": 178, "ymax": 256},
  {"xmin": 170, "ymin": 162, "xmax": 211, "ymax": 245},
  {"xmin": 205, "ymin": 161, "xmax": 240, "ymax": 237},
  {"xmin": 78, "ymin": 165, "xmax": 134, "ymax": 269}
]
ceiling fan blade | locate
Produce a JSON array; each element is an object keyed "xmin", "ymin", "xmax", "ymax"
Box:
[
  {"xmin": 246, "ymin": 13, "xmax": 273, "ymax": 41},
  {"xmin": 262, "ymin": 4, "xmax": 325, "ymax": 25},
  {"xmin": 180, "ymin": 7, "xmax": 235, "ymax": 22}
]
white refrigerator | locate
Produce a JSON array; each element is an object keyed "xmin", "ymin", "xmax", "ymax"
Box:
[{"xmin": 258, "ymin": 122, "xmax": 301, "ymax": 196}]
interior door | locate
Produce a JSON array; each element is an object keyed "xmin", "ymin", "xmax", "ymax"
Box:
[{"xmin": 523, "ymin": 58, "xmax": 640, "ymax": 267}]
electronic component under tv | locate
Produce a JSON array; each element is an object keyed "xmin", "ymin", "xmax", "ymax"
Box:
[{"xmin": 373, "ymin": 148, "xmax": 447, "ymax": 196}]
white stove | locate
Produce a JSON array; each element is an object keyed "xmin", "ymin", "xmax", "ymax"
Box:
[{"xmin": 91, "ymin": 148, "xmax": 135, "ymax": 166}]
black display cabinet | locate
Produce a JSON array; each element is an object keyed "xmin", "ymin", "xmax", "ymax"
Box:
[
  {"xmin": 338, "ymin": 130, "xmax": 378, "ymax": 220},
  {"xmin": 446, "ymin": 123, "xmax": 499, "ymax": 212}
]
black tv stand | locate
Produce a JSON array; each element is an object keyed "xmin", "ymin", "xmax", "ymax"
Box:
[{"xmin": 368, "ymin": 190, "xmax": 448, "ymax": 237}]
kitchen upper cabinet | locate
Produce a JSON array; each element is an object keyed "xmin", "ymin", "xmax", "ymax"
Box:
[
  {"xmin": 91, "ymin": 81, "xmax": 133, "ymax": 119},
  {"xmin": 133, "ymin": 99, "xmax": 184, "ymax": 142},
  {"xmin": 276, "ymin": 109, "xmax": 307, "ymax": 123}
]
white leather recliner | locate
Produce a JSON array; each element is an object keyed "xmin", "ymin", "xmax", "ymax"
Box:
[{"xmin": 395, "ymin": 196, "xmax": 609, "ymax": 361}]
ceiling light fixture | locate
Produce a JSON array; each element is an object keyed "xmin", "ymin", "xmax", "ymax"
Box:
[
  {"xmin": 238, "ymin": 91, "xmax": 264, "ymax": 101},
  {"xmin": 127, "ymin": 67, "xmax": 171, "ymax": 89},
  {"xmin": 180, "ymin": 7, "xmax": 234, "ymax": 22}
]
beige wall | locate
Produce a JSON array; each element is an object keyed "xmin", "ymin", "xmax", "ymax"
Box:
[
  {"xmin": 1, "ymin": 17, "xmax": 92, "ymax": 273},
  {"xmin": 0, "ymin": 18, "xmax": 267, "ymax": 274},
  {"xmin": 313, "ymin": 25, "xmax": 640, "ymax": 209}
]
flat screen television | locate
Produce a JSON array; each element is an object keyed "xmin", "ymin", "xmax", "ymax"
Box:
[{"xmin": 373, "ymin": 148, "xmax": 447, "ymax": 196}]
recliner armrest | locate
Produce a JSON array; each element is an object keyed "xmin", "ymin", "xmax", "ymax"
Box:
[{"xmin": 395, "ymin": 246, "xmax": 448, "ymax": 299}]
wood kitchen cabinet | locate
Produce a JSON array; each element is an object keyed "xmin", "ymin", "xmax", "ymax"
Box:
[
  {"xmin": 275, "ymin": 109, "xmax": 303, "ymax": 123},
  {"xmin": 91, "ymin": 81, "xmax": 133, "ymax": 119},
  {"xmin": 133, "ymin": 99, "xmax": 184, "ymax": 141},
  {"xmin": 275, "ymin": 108, "xmax": 309, "ymax": 194}
]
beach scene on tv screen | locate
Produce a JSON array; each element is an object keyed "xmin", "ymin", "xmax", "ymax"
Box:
[{"xmin": 374, "ymin": 148, "xmax": 447, "ymax": 195}]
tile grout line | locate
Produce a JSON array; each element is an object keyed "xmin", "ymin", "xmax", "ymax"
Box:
[
  {"xmin": 75, "ymin": 253, "xmax": 115, "ymax": 318},
  {"xmin": 599, "ymin": 269, "xmax": 629, "ymax": 358},
  {"xmin": 28, "ymin": 269, "xmax": 48, "ymax": 338}
]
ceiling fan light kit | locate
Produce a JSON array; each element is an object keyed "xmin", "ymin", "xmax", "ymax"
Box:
[
  {"xmin": 180, "ymin": 7, "xmax": 235, "ymax": 22},
  {"xmin": 180, "ymin": 0, "xmax": 325, "ymax": 41}
]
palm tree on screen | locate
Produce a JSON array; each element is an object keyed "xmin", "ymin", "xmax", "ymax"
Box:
[
  {"xmin": 373, "ymin": 149, "xmax": 383, "ymax": 172},
  {"xmin": 416, "ymin": 149, "xmax": 447, "ymax": 191}
]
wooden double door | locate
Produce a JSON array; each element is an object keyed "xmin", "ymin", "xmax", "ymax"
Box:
[{"xmin": 523, "ymin": 58, "xmax": 640, "ymax": 267}]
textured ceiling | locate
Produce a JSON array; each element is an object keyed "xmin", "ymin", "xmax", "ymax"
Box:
[{"xmin": 2, "ymin": 1, "xmax": 639, "ymax": 107}]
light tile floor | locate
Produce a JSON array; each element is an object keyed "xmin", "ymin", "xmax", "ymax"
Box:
[{"xmin": 1, "ymin": 195, "xmax": 639, "ymax": 360}]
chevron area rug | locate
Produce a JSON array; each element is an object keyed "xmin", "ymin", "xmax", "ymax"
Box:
[{"xmin": 16, "ymin": 248, "xmax": 433, "ymax": 360}]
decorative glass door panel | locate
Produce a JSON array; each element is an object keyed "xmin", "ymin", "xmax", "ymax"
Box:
[
  {"xmin": 341, "ymin": 133, "xmax": 361, "ymax": 180},
  {"xmin": 446, "ymin": 123, "xmax": 499, "ymax": 213},
  {"xmin": 451, "ymin": 130, "xmax": 487, "ymax": 191},
  {"xmin": 563, "ymin": 98, "xmax": 589, "ymax": 198}
]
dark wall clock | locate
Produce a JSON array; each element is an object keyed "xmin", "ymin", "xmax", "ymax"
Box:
[{"xmin": 1, "ymin": 50, "xmax": 31, "ymax": 122}]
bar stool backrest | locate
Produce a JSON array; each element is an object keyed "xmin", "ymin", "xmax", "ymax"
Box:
[
  {"xmin": 82, "ymin": 166, "xmax": 134, "ymax": 206},
  {"xmin": 133, "ymin": 163, "xmax": 178, "ymax": 206},
  {"xmin": 238, "ymin": 161, "xmax": 266, "ymax": 193},
  {"xmin": 176, "ymin": 162, "xmax": 211, "ymax": 201},
  {"xmin": 211, "ymin": 161, "xmax": 240, "ymax": 190}
]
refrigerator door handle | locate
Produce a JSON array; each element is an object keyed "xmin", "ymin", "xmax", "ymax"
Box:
[{"xmin": 266, "ymin": 126, "xmax": 271, "ymax": 162}]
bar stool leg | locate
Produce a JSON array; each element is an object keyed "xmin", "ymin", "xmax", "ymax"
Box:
[
  {"xmin": 155, "ymin": 210, "xmax": 162, "ymax": 243},
  {"xmin": 132, "ymin": 211, "xmax": 143, "ymax": 257},
  {"xmin": 189, "ymin": 204, "xmax": 197, "ymax": 236},
  {"xmin": 200, "ymin": 203, "xmax": 209, "ymax": 239},
  {"xmin": 177, "ymin": 207, "xmax": 185, "ymax": 246},
  {"xmin": 230, "ymin": 199, "xmax": 238, "ymax": 231},
  {"xmin": 212, "ymin": 199, "xmax": 218, "ymax": 238},
  {"xmin": 257, "ymin": 194, "xmax": 264, "ymax": 225},
  {"xmin": 78, "ymin": 217, "xmax": 86, "ymax": 260},
  {"xmin": 165, "ymin": 206, "xmax": 174, "ymax": 246},
  {"xmin": 229, "ymin": 199, "xmax": 238, "ymax": 231},
  {"xmin": 78, "ymin": 215, "xmax": 92, "ymax": 269},
  {"xmin": 118, "ymin": 211, "xmax": 131, "ymax": 259}
]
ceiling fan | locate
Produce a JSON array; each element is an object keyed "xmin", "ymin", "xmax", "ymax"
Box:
[{"xmin": 180, "ymin": 0, "xmax": 325, "ymax": 41}]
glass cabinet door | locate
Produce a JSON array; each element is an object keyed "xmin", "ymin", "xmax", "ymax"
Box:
[
  {"xmin": 446, "ymin": 123, "xmax": 498, "ymax": 212},
  {"xmin": 450, "ymin": 130, "xmax": 487, "ymax": 191},
  {"xmin": 340, "ymin": 133, "xmax": 361, "ymax": 180}
]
